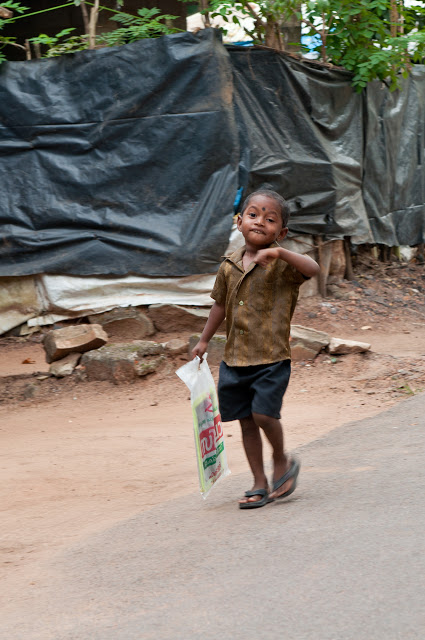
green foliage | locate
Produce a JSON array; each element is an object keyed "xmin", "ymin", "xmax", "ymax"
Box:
[
  {"xmin": 300, "ymin": 0, "xmax": 425, "ymax": 90},
  {"xmin": 0, "ymin": 2, "xmax": 179, "ymax": 64},
  {"xmin": 29, "ymin": 28, "xmax": 88, "ymax": 57},
  {"xmin": 98, "ymin": 8, "xmax": 180, "ymax": 47},
  {"xmin": 207, "ymin": 0, "xmax": 425, "ymax": 91}
]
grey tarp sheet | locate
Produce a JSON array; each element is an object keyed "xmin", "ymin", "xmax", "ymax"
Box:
[
  {"xmin": 363, "ymin": 68, "xmax": 425, "ymax": 247},
  {"xmin": 0, "ymin": 29, "xmax": 424, "ymax": 278},
  {"xmin": 228, "ymin": 46, "xmax": 373, "ymax": 243},
  {"xmin": 0, "ymin": 29, "xmax": 239, "ymax": 277}
]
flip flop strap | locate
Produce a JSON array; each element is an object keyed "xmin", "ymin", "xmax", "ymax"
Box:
[
  {"xmin": 273, "ymin": 460, "xmax": 298, "ymax": 492},
  {"xmin": 244, "ymin": 489, "xmax": 268, "ymax": 498}
]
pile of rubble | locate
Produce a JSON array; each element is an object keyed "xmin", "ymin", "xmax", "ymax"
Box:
[{"xmin": 41, "ymin": 304, "xmax": 371, "ymax": 384}]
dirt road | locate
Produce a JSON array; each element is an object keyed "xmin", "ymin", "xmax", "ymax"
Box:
[{"xmin": 1, "ymin": 258, "xmax": 424, "ymax": 611}]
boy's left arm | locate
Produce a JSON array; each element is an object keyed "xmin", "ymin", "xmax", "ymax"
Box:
[{"xmin": 253, "ymin": 246, "xmax": 320, "ymax": 278}]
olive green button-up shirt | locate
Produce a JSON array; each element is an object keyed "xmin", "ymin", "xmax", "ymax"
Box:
[{"xmin": 211, "ymin": 244, "xmax": 306, "ymax": 367}]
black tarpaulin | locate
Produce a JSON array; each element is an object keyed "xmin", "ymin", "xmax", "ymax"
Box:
[
  {"xmin": 363, "ymin": 68, "xmax": 425, "ymax": 247},
  {"xmin": 0, "ymin": 30, "xmax": 424, "ymax": 280},
  {"xmin": 228, "ymin": 46, "xmax": 373, "ymax": 243},
  {"xmin": 0, "ymin": 29, "xmax": 239, "ymax": 277}
]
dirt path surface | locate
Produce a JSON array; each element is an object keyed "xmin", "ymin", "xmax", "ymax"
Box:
[{"xmin": 1, "ymin": 257, "xmax": 424, "ymax": 610}]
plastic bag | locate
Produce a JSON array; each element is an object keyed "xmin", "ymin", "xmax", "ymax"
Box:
[{"xmin": 176, "ymin": 356, "xmax": 230, "ymax": 498}]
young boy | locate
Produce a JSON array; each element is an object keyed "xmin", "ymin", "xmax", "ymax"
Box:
[{"xmin": 192, "ymin": 189, "xmax": 319, "ymax": 509}]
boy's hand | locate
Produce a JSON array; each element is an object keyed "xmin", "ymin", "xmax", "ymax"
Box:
[
  {"xmin": 253, "ymin": 247, "xmax": 280, "ymax": 268},
  {"xmin": 192, "ymin": 340, "xmax": 208, "ymax": 360}
]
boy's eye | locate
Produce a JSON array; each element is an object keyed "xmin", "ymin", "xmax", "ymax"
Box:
[
  {"xmin": 267, "ymin": 218, "xmax": 276, "ymax": 223},
  {"xmin": 248, "ymin": 212, "xmax": 256, "ymax": 217}
]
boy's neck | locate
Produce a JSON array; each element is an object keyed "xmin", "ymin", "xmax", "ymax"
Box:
[{"xmin": 244, "ymin": 240, "xmax": 275, "ymax": 257}]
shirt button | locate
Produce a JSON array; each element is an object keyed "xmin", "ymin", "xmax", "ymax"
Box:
[
  {"xmin": 239, "ymin": 301, "xmax": 244, "ymax": 306},
  {"xmin": 239, "ymin": 329, "xmax": 244, "ymax": 335}
]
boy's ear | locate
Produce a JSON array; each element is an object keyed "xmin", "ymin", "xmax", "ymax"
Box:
[
  {"xmin": 236, "ymin": 214, "xmax": 243, "ymax": 231},
  {"xmin": 278, "ymin": 227, "xmax": 289, "ymax": 241}
]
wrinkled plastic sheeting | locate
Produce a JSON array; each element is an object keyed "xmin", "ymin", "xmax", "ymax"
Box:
[
  {"xmin": 227, "ymin": 47, "xmax": 373, "ymax": 244},
  {"xmin": 0, "ymin": 29, "xmax": 239, "ymax": 277},
  {"xmin": 363, "ymin": 69, "xmax": 425, "ymax": 247},
  {"xmin": 0, "ymin": 276, "xmax": 42, "ymax": 334}
]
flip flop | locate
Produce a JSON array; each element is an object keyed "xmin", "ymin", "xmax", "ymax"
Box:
[
  {"xmin": 272, "ymin": 458, "xmax": 300, "ymax": 500},
  {"xmin": 239, "ymin": 488, "xmax": 271, "ymax": 509}
]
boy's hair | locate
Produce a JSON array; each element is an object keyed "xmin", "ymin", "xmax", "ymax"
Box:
[{"xmin": 241, "ymin": 189, "xmax": 290, "ymax": 227}]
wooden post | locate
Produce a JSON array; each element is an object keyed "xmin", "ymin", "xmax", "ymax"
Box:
[
  {"xmin": 33, "ymin": 42, "xmax": 41, "ymax": 59},
  {"xmin": 24, "ymin": 39, "xmax": 31, "ymax": 60},
  {"xmin": 343, "ymin": 237, "xmax": 354, "ymax": 280},
  {"xmin": 314, "ymin": 235, "xmax": 327, "ymax": 298}
]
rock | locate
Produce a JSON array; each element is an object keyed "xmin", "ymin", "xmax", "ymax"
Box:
[
  {"xmin": 131, "ymin": 340, "xmax": 164, "ymax": 356},
  {"xmin": 290, "ymin": 344, "xmax": 319, "ymax": 361},
  {"xmin": 81, "ymin": 343, "xmax": 165, "ymax": 384},
  {"xmin": 188, "ymin": 334, "xmax": 227, "ymax": 365},
  {"xmin": 43, "ymin": 324, "xmax": 108, "ymax": 363},
  {"xmin": 328, "ymin": 338, "xmax": 371, "ymax": 355},
  {"xmin": 49, "ymin": 353, "xmax": 81, "ymax": 378},
  {"xmin": 163, "ymin": 338, "xmax": 188, "ymax": 356},
  {"xmin": 290, "ymin": 325, "xmax": 330, "ymax": 361},
  {"xmin": 88, "ymin": 307, "xmax": 155, "ymax": 341},
  {"xmin": 22, "ymin": 382, "xmax": 39, "ymax": 399},
  {"xmin": 148, "ymin": 304, "xmax": 217, "ymax": 333}
]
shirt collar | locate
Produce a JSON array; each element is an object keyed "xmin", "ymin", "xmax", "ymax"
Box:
[{"xmin": 223, "ymin": 241, "xmax": 280, "ymax": 270}]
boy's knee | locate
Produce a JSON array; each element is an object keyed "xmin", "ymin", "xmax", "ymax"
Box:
[
  {"xmin": 252, "ymin": 412, "xmax": 280, "ymax": 429},
  {"xmin": 239, "ymin": 415, "xmax": 256, "ymax": 432}
]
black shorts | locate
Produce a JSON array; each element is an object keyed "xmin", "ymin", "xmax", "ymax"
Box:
[{"xmin": 218, "ymin": 359, "xmax": 291, "ymax": 422}]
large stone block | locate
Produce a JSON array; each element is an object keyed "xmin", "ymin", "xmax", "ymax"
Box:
[
  {"xmin": 328, "ymin": 338, "xmax": 371, "ymax": 355},
  {"xmin": 43, "ymin": 324, "xmax": 108, "ymax": 363},
  {"xmin": 148, "ymin": 304, "xmax": 219, "ymax": 333},
  {"xmin": 49, "ymin": 353, "xmax": 81, "ymax": 378},
  {"xmin": 88, "ymin": 307, "xmax": 155, "ymax": 341},
  {"xmin": 290, "ymin": 325, "xmax": 330, "ymax": 360},
  {"xmin": 163, "ymin": 338, "xmax": 188, "ymax": 356},
  {"xmin": 81, "ymin": 343, "xmax": 165, "ymax": 384},
  {"xmin": 188, "ymin": 334, "xmax": 226, "ymax": 365}
]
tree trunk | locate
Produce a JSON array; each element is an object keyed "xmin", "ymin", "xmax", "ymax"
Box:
[
  {"xmin": 281, "ymin": 4, "xmax": 301, "ymax": 53},
  {"xmin": 199, "ymin": 0, "xmax": 210, "ymax": 27},
  {"xmin": 88, "ymin": 0, "xmax": 99, "ymax": 49},
  {"xmin": 80, "ymin": 1, "xmax": 90, "ymax": 36},
  {"xmin": 390, "ymin": 0, "xmax": 399, "ymax": 37},
  {"xmin": 265, "ymin": 19, "xmax": 282, "ymax": 50}
]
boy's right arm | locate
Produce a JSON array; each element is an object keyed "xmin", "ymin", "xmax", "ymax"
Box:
[{"xmin": 191, "ymin": 302, "xmax": 226, "ymax": 360}]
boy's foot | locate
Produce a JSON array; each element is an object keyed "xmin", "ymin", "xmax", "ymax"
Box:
[
  {"xmin": 269, "ymin": 458, "xmax": 300, "ymax": 500},
  {"xmin": 239, "ymin": 483, "xmax": 270, "ymax": 508}
]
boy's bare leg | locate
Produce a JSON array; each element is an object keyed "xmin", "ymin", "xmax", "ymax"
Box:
[
  {"xmin": 238, "ymin": 415, "xmax": 269, "ymax": 504},
  {"xmin": 251, "ymin": 412, "xmax": 294, "ymax": 499}
]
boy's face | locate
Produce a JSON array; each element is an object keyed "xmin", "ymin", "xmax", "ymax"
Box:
[{"xmin": 237, "ymin": 195, "xmax": 288, "ymax": 248}]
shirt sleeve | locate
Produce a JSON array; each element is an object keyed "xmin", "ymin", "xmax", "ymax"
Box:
[
  {"xmin": 211, "ymin": 262, "xmax": 227, "ymax": 305},
  {"xmin": 284, "ymin": 263, "xmax": 308, "ymax": 285}
]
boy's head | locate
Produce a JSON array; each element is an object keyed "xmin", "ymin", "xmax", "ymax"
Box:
[
  {"xmin": 238, "ymin": 189, "xmax": 290, "ymax": 246},
  {"xmin": 241, "ymin": 189, "xmax": 290, "ymax": 227}
]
